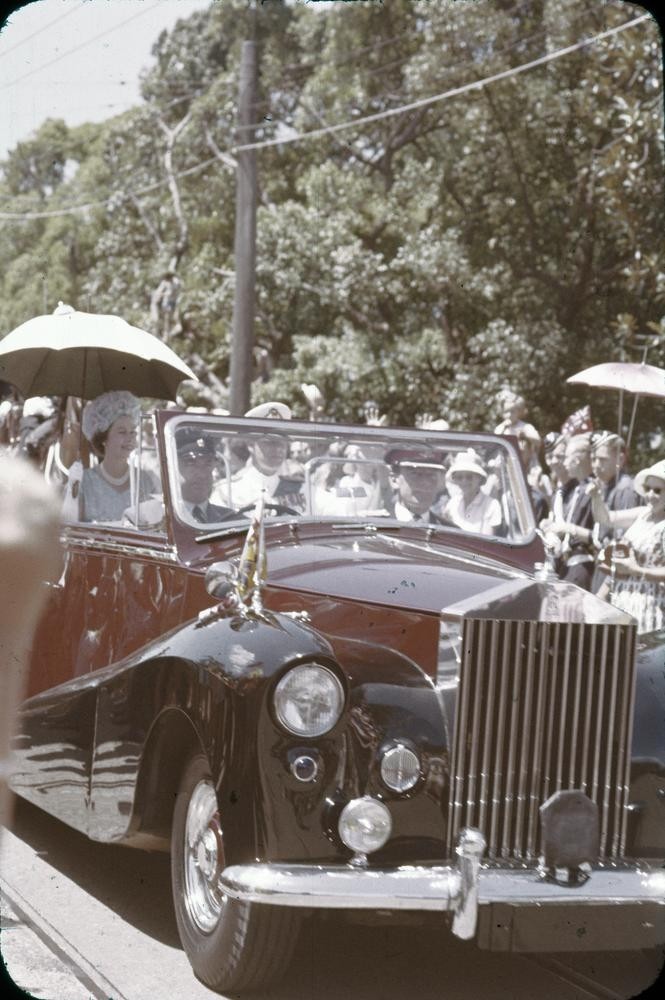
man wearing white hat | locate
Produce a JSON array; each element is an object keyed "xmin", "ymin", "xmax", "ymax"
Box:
[
  {"xmin": 244, "ymin": 401, "xmax": 292, "ymax": 421},
  {"xmin": 213, "ymin": 402, "xmax": 305, "ymax": 511}
]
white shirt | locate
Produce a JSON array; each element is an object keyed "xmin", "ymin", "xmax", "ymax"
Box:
[
  {"xmin": 445, "ymin": 491, "xmax": 502, "ymax": 535},
  {"xmin": 394, "ymin": 500, "xmax": 433, "ymax": 522},
  {"xmin": 213, "ymin": 462, "xmax": 281, "ymax": 508}
]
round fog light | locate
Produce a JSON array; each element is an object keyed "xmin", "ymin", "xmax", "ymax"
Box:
[
  {"xmin": 338, "ymin": 797, "xmax": 392, "ymax": 855},
  {"xmin": 291, "ymin": 754, "xmax": 318, "ymax": 783},
  {"xmin": 380, "ymin": 744, "xmax": 420, "ymax": 792}
]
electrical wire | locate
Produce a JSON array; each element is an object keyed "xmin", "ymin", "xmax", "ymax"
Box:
[
  {"xmin": 0, "ymin": 0, "xmax": 88, "ymax": 58},
  {"xmin": 232, "ymin": 14, "xmax": 652, "ymax": 154},
  {"xmin": 0, "ymin": 12, "xmax": 653, "ymax": 222},
  {"xmin": 2, "ymin": 0, "xmax": 164, "ymax": 88}
]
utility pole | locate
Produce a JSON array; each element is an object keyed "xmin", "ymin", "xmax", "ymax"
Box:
[{"xmin": 229, "ymin": 40, "xmax": 258, "ymax": 416}]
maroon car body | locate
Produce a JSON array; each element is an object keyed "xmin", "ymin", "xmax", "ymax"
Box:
[{"xmin": 11, "ymin": 411, "xmax": 665, "ymax": 993}]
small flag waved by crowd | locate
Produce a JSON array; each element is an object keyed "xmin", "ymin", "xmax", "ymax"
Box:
[{"xmin": 561, "ymin": 405, "xmax": 594, "ymax": 437}]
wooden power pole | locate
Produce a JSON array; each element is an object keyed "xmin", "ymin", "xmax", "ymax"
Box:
[{"xmin": 229, "ymin": 40, "xmax": 258, "ymax": 416}]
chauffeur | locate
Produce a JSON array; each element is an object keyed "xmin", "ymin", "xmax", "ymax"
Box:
[
  {"xmin": 176, "ymin": 429, "xmax": 234, "ymax": 524},
  {"xmin": 387, "ymin": 449, "xmax": 450, "ymax": 524}
]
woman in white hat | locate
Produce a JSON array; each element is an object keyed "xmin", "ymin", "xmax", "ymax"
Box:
[
  {"xmin": 67, "ymin": 391, "xmax": 156, "ymax": 523},
  {"xmin": 442, "ymin": 450, "xmax": 502, "ymax": 536},
  {"xmin": 601, "ymin": 458, "xmax": 665, "ymax": 633}
]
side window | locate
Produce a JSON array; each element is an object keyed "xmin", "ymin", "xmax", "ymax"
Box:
[
  {"xmin": 61, "ymin": 413, "xmax": 165, "ymax": 534},
  {"xmin": 124, "ymin": 415, "xmax": 165, "ymax": 532}
]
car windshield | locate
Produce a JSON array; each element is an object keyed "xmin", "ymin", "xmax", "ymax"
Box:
[{"xmin": 164, "ymin": 416, "xmax": 536, "ymax": 543}]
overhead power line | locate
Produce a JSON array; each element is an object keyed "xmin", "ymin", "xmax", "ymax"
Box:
[
  {"xmin": 232, "ymin": 13, "xmax": 652, "ymax": 154},
  {"xmin": 3, "ymin": 0, "xmax": 163, "ymax": 88},
  {"xmin": 0, "ymin": 0, "xmax": 88, "ymax": 58},
  {"xmin": 0, "ymin": 12, "xmax": 653, "ymax": 223}
]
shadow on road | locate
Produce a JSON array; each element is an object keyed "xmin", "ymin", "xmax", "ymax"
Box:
[
  {"xmin": 11, "ymin": 798, "xmax": 179, "ymax": 948},
  {"xmin": 9, "ymin": 798, "xmax": 664, "ymax": 1000}
]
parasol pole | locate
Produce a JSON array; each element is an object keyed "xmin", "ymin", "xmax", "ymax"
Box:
[
  {"xmin": 133, "ymin": 413, "xmax": 143, "ymax": 528},
  {"xmin": 625, "ymin": 344, "xmax": 650, "ymax": 450},
  {"xmin": 625, "ymin": 393, "xmax": 640, "ymax": 450},
  {"xmin": 617, "ymin": 388, "xmax": 623, "ymax": 443}
]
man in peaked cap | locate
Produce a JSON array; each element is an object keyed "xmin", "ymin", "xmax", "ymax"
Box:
[
  {"xmin": 244, "ymin": 401, "xmax": 292, "ymax": 420},
  {"xmin": 176, "ymin": 428, "xmax": 234, "ymax": 524},
  {"xmin": 213, "ymin": 402, "xmax": 305, "ymax": 511},
  {"xmin": 385, "ymin": 448, "xmax": 452, "ymax": 524}
]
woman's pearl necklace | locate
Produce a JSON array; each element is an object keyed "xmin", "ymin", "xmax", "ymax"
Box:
[{"xmin": 99, "ymin": 463, "xmax": 130, "ymax": 487}]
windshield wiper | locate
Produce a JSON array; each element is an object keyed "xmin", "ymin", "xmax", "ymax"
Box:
[
  {"xmin": 194, "ymin": 524, "xmax": 252, "ymax": 543},
  {"xmin": 194, "ymin": 515, "xmax": 301, "ymax": 544}
]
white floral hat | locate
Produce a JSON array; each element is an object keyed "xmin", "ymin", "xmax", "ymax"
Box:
[{"xmin": 81, "ymin": 390, "xmax": 140, "ymax": 442}]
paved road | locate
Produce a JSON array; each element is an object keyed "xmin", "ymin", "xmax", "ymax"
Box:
[{"xmin": 1, "ymin": 799, "xmax": 662, "ymax": 1000}]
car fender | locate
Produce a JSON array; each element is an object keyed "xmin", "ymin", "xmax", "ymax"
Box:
[{"xmin": 14, "ymin": 608, "xmax": 333, "ymax": 854}]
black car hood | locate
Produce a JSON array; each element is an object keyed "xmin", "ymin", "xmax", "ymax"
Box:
[{"xmin": 263, "ymin": 530, "xmax": 630, "ymax": 624}]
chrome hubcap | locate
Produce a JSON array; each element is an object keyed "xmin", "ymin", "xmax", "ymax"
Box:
[{"xmin": 183, "ymin": 779, "xmax": 226, "ymax": 933}]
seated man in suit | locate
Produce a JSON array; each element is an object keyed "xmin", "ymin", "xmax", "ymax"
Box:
[
  {"xmin": 386, "ymin": 449, "xmax": 451, "ymax": 524},
  {"xmin": 176, "ymin": 428, "xmax": 234, "ymax": 524}
]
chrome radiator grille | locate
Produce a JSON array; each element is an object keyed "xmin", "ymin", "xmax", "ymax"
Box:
[{"xmin": 445, "ymin": 619, "xmax": 637, "ymax": 861}]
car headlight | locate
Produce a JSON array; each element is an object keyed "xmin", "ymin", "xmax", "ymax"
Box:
[
  {"xmin": 274, "ymin": 663, "xmax": 344, "ymax": 737},
  {"xmin": 380, "ymin": 743, "xmax": 421, "ymax": 792},
  {"xmin": 339, "ymin": 797, "xmax": 392, "ymax": 854}
]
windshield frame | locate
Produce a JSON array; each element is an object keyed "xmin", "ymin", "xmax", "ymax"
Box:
[{"xmin": 161, "ymin": 412, "xmax": 537, "ymax": 546}]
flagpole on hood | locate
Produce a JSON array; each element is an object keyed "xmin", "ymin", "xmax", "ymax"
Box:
[{"xmin": 236, "ymin": 490, "xmax": 267, "ymax": 613}]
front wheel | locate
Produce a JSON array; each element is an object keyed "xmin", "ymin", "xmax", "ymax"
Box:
[{"xmin": 171, "ymin": 753, "xmax": 301, "ymax": 993}]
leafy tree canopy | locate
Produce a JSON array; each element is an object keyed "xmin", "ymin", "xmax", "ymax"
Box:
[{"xmin": 0, "ymin": 0, "xmax": 662, "ymax": 460}]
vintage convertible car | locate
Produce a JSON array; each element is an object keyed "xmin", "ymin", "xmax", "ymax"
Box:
[{"xmin": 12, "ymin": 411, "xmax": 665, "ymax": 993}]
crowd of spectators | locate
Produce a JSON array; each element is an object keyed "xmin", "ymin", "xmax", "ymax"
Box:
[{"xmin": 489, "ymin": 390, "xmax": 665, "ymax": 633}]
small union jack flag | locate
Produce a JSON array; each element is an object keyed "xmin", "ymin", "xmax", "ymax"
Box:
[
  {"xmin": 236, "ymin": 492, "xmax": 267, "ymax": 609},
  {"xmin": 561, "ymin": 405, "xmax": 593, "ymax": 437}
]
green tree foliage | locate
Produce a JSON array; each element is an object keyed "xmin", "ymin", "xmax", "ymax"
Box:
[{"xmin": 0, "ymin": 0, "xmax": 662, "ymax": 452}]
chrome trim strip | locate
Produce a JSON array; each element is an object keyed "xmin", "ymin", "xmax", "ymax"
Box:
[
  {"xmin": 570, "ymin": 624, "xmax": 589, "ymax": 787},
  {"xmin": 488, "ymin": 621, "xmax": 511, "ymax": 855},
  {"xmin": 514, "ymin": 621, "xmax": 537, "ymax": 857},
  {"xmin": 502, "ymin": 620, "xmax": 524, "ymax": 858},
  {"xmin": 448, "ymin": 619, "xmax": 474, "ymax": 852},
  {"xmin": 218, "ymin": 861, "xmax": 665, "ymax": 911},
  {"xmin": 591, "ymin": 623, "xmax": 607, "ymax": 807},
  {"xmin": 604, "ymin": 626, "xmax": 621, "ymax": 855},
  {"xmin": 526, "ymin": 621, "xmax": 549, "ymax": 854},
  {"xmin": 466, "ymin": 621, "xmax": 486, "ymax": 830},
  {"xmin": 61, "ymin": 531, "xmax": 178, "ymax": 563},
  {"xmin": 555, "ymin": 623, "xmax": 573, "ymax": 793},
  {"xmin": 616, "ymin": 626, "xmax": 637, "ymax": 857},
  {"xmin": 541, "ymin": 621, "xmax": 561, "ymax": 811},
  {"xmin": 478, "ymin": 621, "xmax": 499, "ymax": 839},
  {"xmin": 599, "ymin": 630, "xmax": 623, "ymax": 857}
]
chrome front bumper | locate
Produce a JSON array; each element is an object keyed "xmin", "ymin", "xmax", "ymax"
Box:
[{"xmin": 219, "ymin": 829, "xmax": 665, "ymax": 945}]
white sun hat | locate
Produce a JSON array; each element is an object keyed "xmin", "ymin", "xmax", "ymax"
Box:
[
  {"xmin": 446, "ymin": 449, "xmax": 487, "ymax": 481},
  {"xmin": 634, "ymin": 458, "xmax": 665, "ymax": 497}
]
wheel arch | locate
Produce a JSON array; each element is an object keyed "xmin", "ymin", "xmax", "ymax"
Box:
[{"xmin": 127, "ymin": 707, "xmax": 205, "ymax": 850}]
